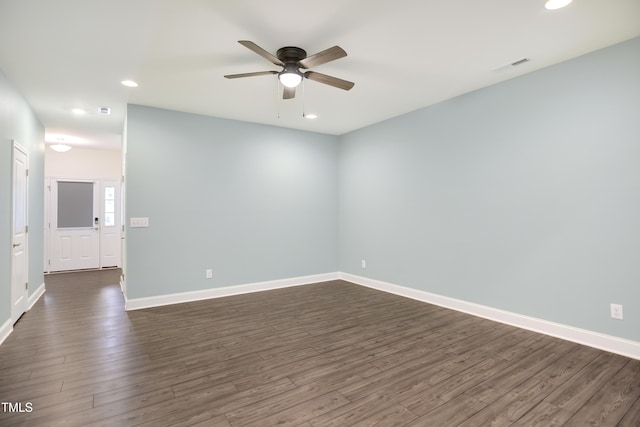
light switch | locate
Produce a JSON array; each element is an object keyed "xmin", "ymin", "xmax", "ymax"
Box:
[{"xmin": 130, "ymin": 217, "xmax": 149, "ymax": 228}]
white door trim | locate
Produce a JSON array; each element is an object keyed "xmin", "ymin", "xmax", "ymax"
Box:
[
  {"xmin": 45, "ymin": 177, "xmax": 122, "ymax": 272},
  {"xmin": 11, "ymin": 141, "xmax": 29, "ymax": 324}
]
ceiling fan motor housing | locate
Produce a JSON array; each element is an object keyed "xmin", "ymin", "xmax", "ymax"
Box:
[{"xmin": 276, "ymin": 46, "xmax": 307, "ymax": 63}]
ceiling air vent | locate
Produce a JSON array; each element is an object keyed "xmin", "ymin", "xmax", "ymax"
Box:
[
  {"xmin": 98, "ymin": 106, "xmax": 111, "ymax": 115},
  {"xmin": 493, "ymin": 58, "xmax": 531, "ymax": 73},
  {"xmin": 510, "ymin": 58, "xmax": 530, "ymax": 67}
]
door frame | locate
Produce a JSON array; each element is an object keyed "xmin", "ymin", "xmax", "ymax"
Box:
[
  {"xmin": 45, "ymin": 177, "xmax": 122, "ymax": 272},
  {"xmin": 11, "ymin": 141, "xmax": 29, "ymax": 324}
]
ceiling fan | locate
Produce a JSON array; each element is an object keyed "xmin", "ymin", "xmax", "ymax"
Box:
[{"xmin": 224, "ymin": 40, "xmax": 355, "ymax": 99}]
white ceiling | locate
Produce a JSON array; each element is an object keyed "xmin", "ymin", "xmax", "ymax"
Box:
[{"xmin": 1, "ymin": 0, "xmax": 639, "ymax": 151}]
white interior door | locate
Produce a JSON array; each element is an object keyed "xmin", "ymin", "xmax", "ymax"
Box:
[
  {"xmin": 100, "ymin": 180, "xmax": 121, "ymax": 268},
  {"xmin": 49, "ymin": 179, "xmax": 100, "ymax": 271},
  {"xmin": 12, "ymin": 142, "xmax": 29, "ymax": 323}
]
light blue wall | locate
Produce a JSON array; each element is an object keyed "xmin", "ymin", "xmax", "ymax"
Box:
[
  {"xmin": 339, "ymin": 37, "xmax": 640, "ymax": 341},
  {"xmin": 0, "ymin": 68, "xmax": 45, "ymax": 325},
  {"xmin": 124, "ymin": 37, "xmax": 639, "ymax": 344},
  {"xmin": 125, "ymin": 105, "xmax": 339, "ymax": 299}
]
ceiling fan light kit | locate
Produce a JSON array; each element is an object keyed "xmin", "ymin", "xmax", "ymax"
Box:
[
  {"xmin": 278, "ymin": 65, "xmax": 303, "ymax": 88},
  {"xmin": 225, "ymin": 40, "xmax": 354, "ymax": 100}
]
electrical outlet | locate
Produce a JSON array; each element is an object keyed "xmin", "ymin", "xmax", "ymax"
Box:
[
  {"xmin": 610, "ymin": 303, "xmax": 623, "ymax": 320},
  {"xmin": 361, "ymin": 259, "xmax": 366, "ymax": 269},
  {"xmin": 205, "ymin": 269, "xmax": 213, "ymax": 279}
]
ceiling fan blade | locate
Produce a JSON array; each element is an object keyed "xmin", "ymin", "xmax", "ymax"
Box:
[
  {"xmin": 224, "ymin": 71, "xmax": 278, "ymax": 79},
  {"xmin": 304, "ymin": 71, "xmax": 354, "ymax": 91},
  {"xmin": 238, "ymin": 40, "xmax": 284, "ymax": 66},
  {"xmin": 283, "ymin": 86, "xmax": 296, "ymax": 100},
  {"xmin": 298, "ymin": 46, "xmax": 347, "ymax": 69}
]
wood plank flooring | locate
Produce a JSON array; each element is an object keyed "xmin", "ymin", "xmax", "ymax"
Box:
[{"xmin": 1, "ymin": 269, "xmax": 639, "ymax": 426}]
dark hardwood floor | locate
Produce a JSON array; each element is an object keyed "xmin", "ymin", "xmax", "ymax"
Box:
[{"xmin": 1, "ymin": 269, "xmax": 639, "ymax": 426}]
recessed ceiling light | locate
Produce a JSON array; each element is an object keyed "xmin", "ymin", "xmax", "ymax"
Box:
[
  {"xmin": 304, "ymin": 113, "xmax": 317, "ymax": 119},
  {"xmin": 71, "ymin": 108, "xmax": 86, "ymax": 115},
  {"xmin": 121, "ymin": 80, "xmax": 139, "ymax": 88},
  {"xmin": 545, "ymin": 0, "xmax": 572, "ymax": 10}
]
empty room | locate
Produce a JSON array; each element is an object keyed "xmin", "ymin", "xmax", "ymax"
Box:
[{"xmin": 1, "ymin": 1, "xmax": 639, "ymax": 425}]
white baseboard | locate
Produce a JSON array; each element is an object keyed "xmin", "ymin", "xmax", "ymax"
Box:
[
  {"xmin": 0, "ymin": 318, "xmax": 12, "ymax": 347},
  {"xmin": 125, "ymin": 272, "xmax": 340, "ymax": 311},
  {"xmin": 28, "ymin": 282, "xmax": 46, "ymax": 310},
  {"xmin": 120, "ymin": 269, "xmax": 640, "ymax": 360},
  {"xmin": 0, "ymin": 283, "xmax": 46, "ymax": 348},
  {"xmin": 340, "ymin": 272, "xmax": 640, "ymax": 361}
]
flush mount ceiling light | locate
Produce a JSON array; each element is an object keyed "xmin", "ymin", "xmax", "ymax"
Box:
[
  {"xmin": 71, "ymin": 108, "xmax": 86, "ymax": 115},
  {"xmin": 50, "ymin": 138, "xmax": 71, "ymax": 152},
  {"xmin": 303, "ymin": 113, "xmax": 317, "ymax": 119},
  {"xmin": 121, "ymin": 80, "xmax": 139, "ymax": 87},
  {"xmin": 46, "ymin": 133, "xmax": 83, "ymax": 152},
  {"xmin": 545, "ymin": 0, "xmax": 572, "ymax": 10}
]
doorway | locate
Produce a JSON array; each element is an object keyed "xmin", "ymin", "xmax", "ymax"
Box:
[{"xmin": 46, "ymin": 178, "xmax": 122, "ymax": 272}]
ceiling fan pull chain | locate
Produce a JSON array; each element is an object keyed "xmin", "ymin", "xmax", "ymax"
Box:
[
  {"xmin": 302, "ymin": 79, "xmax": 306, "ymax": 118},
  {"xmin": 276, "ymin": 77, "xmax": 281, "ymax": 119}
]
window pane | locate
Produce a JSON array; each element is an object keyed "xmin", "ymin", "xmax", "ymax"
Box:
[
  {"xmin": 105, "ymin": 199, "xmax": 115, "ymax": 213},
  {"xmin": 104, "ymin": 213, "xmax": 115, "ymax": 227},
  {"xmin": 105, "ymin": 187, "xmax": 115, "ymax": 199},
  {"xmin": 57, "ymin": 181, "xmax": 93, "ymax": 228}
]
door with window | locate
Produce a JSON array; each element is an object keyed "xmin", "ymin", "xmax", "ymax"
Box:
[{"xmin": 49, "ymin": 180, "xmax": 100, "ymax": 271}]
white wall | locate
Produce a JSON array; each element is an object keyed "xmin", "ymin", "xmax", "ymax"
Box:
[{"xmin": 45, "ymin": 146, "xmax": 121, "ymax": 180}]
